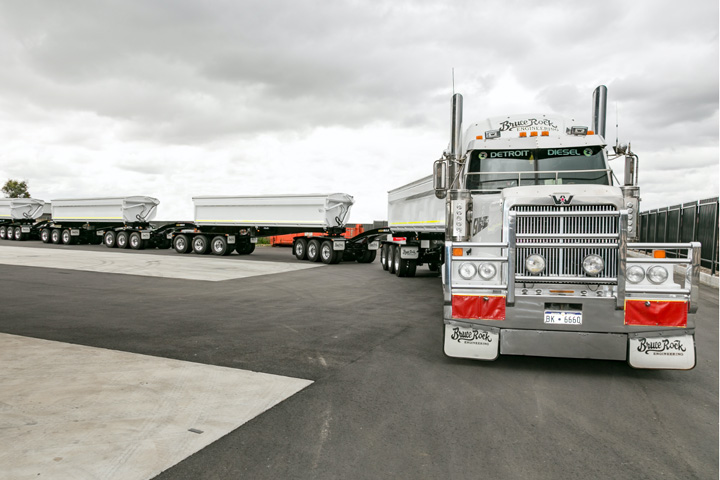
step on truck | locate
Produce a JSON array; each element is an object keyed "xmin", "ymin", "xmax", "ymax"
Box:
[
  {"xmin": 41, "ymin": 196, "xmax": 176, "ymax": 249},
  {"xmin": 171, "ymin": 193, "xmax": 379, "ymax": 263},
  {"xmin": 0, "ymin": 198, "xmax": 46, "ymax": 241},
  {"xmin": 379, "ymin": 176, "xmax": 445, "ymax": 277},
  {"xmin": 429, "ymin": 85, "xmax": 700, "ymax": 369}
]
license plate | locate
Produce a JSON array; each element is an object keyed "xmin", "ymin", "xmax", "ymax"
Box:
[
  {"xmin": 544, "ymin": 310, "xmax": 582, "ymax": 325},
  {"xmin": 141, "ymin": 232, "xmax": 151, "ymax": 240},
  {"xmin": 333, "ymin": 240, "xmax": 345, "ymax": 251},
  {"xmin": 21, "ymin": 227, "xmax": 31, "ymax": 233},
  {"xmin": 400, "ymin": 246, "xmax": 419, "ymax": 259}
]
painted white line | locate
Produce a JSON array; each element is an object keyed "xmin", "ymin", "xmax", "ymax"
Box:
[
  {"xmin": 0, "ymin": 333, "xmax": 312, "ymax": 480},
  {"xmin": 0, "ymin": 245, "xmax": 322, "ymax": 281}
]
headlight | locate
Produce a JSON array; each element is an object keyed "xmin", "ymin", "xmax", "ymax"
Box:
[
  {"xmin": 525, "ymin": 255, "xmax": 546, "ymax": 274},
  {"xmin": 478, "ymin": 263, "xmax": 497, "ymax": 280},
  {"xmin": 647, "ymin": 266, "xmax": 669, "ymax": 284},
  {"xmin": 458, "ymin": 262, "xmax": 477, "ymax": 280},
  {"xmin": 582, "ymin": 254, "xmax": 604, "ymax": 276},
  {"xmin": 626, "ymin": 265, "xmax": 645, "ymax": 284}
]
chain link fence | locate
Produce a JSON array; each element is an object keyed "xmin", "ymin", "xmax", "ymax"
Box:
[{"xmin": 638, "ymin": 197, "xmax": 719, "ymax": 275}]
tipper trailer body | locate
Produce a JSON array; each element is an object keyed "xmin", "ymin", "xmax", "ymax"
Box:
[
  {"xmin": 0, "ymin": 198, "xmax": 45, "ymax": 241},
  {"xmin": 398, "ymin": 86, "xmax": 701, "ymax": 369}
]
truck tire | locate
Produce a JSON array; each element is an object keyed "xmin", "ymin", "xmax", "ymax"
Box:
[
  {"xmin": 320, "ymin": 240, "xmax": 342, "ymax": 265},
  {"xmin": 388, "ymin": 245, "xmax": 397, "ymax": 274},
  {"xmin": 104, "ymin": 231, "xmax": 117, "ymax": 248},
  {"xmin": 307, "ymin": 239, "xmax": 321, "ymax": 262},
  {"xmin": 396, "ymin": 257, "xmax": 417, "ymax": 278},
  {"xmin": 236, "ymin": 242, "xmax": 255, "ymax": 255},
  {"xmin": 294, "ymin": 238, "xmax": 308, "ymax": 260},
  {"xmin": 41, "ymin": 228, "xmax": 51, "ymax": 243},
  {"xmin": 356, "ymin": 249, "xmax": 377, "ymax": 263},
  {"xmin": 174, "ymin": 234, "xmax": 191, "ymax": 254},
  {"xmin": 61, "ymin": 229, "xmax": 72, "ymax": 245},
  {"xmin": 0, "ymin": 226, "xmax": 6, "ymax": 240},
  {"xmin": 380, "ymin": 244, "xmax": 389, "ymax": 270},
  {"xmin": 14, "ymin": 227, "xmax": 24, "ymax": 241},
  {"xmin": 211, "ymin": 236, "xmax": 231, "ymax": 256},
  {"xmin": 192, "ymin": 235, "xmax": 209, "ymax": 254},
  {"xmin": 116, "ymin": 231, "xmax": 129, "ymax": 249},
  {"xmin": 51, "ymin": 229, "xmax": 62, "ymax": 244},
  {"xmin": 129, "ymin": 232, "xmax": 144, "ymax": 250}
]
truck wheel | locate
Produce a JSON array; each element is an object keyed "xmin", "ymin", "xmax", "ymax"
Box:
[
  {"xmin": 396, "ymin": 258, "xmax": 417, "ymax": 278},
  {"xmin": 41, "ymin": 228, "xmax": 51, "ymax": 243},
  {"xmin": 294, "ymin": 238, "xmax": 308, "ymax": 260},
  {"xmin": 174, "ymin": 234, "xmax": 191, "ymax": 254},
  {"xmin": 192, "ymin": 235, "xmax": 209, "ymax": 254},
  {"xmin": 380, "ymin": 244, "xmax": 390, "ymax": 270},
  {"xmin": 129, "ymin": 232, "xmax": 144, "ymax": 250},
  {"xmin": 0, "ymin": 226, "xmax": 6, "ymax": 240},
  {"xmin": 61, "ymin": 229, "xmax": 72, "ymax": 245},
  {"xmin": 211, "ymin": 236, "xmax": 231, "ymax": 256},
  {"xmin": 356, "ymin": 249, "xmax": 377, "ymax": 263},
  {"xmin": 104, "ymin": 231, "xmax": 117, "ymax": 248},
  {"xmin": 388, "ymin": 245, "xmax": 397, "ymax": 274},
  {"xmin": 116, "ymin": 231, "xmax": 129, "ymax": 249},
  {"xmin": 320, "ymin": 240, "xmax": 342, "ymax": 265},
  {"xmin": 307, "ymin": 239, "xmax": 321, "ymax": 262},
  {"xmin": 51, "ymin": 229, "xmax": 62, "ymax": 244},
  {"xmin": 13, "ymin": 227, "xmax": 22, "ymax": 241},
  {"xmin": 236, "ymin": 242, "xmax": 255, "ymax": 255}
]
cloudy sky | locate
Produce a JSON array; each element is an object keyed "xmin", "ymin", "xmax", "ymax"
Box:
[{"xmin": 0, "ymin": 0, "xmax": 717, "ymax": 222}]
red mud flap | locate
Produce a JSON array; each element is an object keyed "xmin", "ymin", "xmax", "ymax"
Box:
[
  {"xmin": 443, "ymin": 323, "xmax": 499, "ymax": 360},
  {"xmin": 628, "ymin": 334, "xmax": 696, "ymax": 370}
]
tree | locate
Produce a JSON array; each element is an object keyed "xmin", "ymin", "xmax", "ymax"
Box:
[{"xmin": 2, "ymin": 179, "xmax": 31, "ymax": 198}]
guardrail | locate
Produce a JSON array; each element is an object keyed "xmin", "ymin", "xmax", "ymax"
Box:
[{"xmin": 639, "ymin": 197, "xmax": 719, "ymax": 275}]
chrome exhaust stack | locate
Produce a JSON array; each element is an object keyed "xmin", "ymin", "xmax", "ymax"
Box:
[{"xmin": 592, "ymin": 85, "xmax": 607, "ymax": 139}]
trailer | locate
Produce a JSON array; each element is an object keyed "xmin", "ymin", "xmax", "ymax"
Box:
[
  {"xmin": 39, "ymin": 196, "xmax": 173, "ymax": 249},
  {"xmin": 170, "ymin": 193, "xmax": 380, "ymax": 263},
  {"xmin": 379, "ymin": 176, "xmax": 445, "ymax": 276},
  {"xmin": 0, "ymin": 198, "xmax": 45, "ymax": 241}
]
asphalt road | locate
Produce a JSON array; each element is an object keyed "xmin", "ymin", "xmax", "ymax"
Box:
[{"xmin": 1, "ymin": 242, "xmax": 717, "ymax": 480}]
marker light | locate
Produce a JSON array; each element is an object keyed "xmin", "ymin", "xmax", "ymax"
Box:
[
  {"xmin": 587, "ymin": 130, "xmax": 595, "ymax": 135},
  {"xmin": 485, "ymin": 130, "xmax": 501, "ymax": 139},
  {"xmin": 582, "ymin": 254, "xmax": 604, "ymax": 276},
  {"xmin": 458, "ymin": 262, "xmax": 477, "ymax": 280},
  {"xmin": 519, "ymin": 132, "xmax": 527, "ymax": 138},
  {"xmin": 525, "ymin": 254, "xmax": 546, "ymax": 274},
  {"xmin": 647, "ymin": 266, "xmax": 669, "ymax": 284},
  {"xmin": 478, "ymin": 263, "xmax": 497, "ymax": 280},
  {"xmin": 476, "ymin": 135, "xmax": 483, "ymax": 140},
  {"xmin": 452, "ymin": 248, "xmax": 463, "ymax": 257},
  {"xmin": 570, "ymin": 126, "xmax": 589, "ymax": 136},
  {"xmin": 627, "ymin": 265, "xmax": 645, "ymax": 284},
  {"xmin": 653, "ymin": 250, "xmax": 666, "ymax": 259},
  {"xmin": 541, "ymin": 131, "xmax": 549, "ymax": 136},
  {"xmin": 530, "ymin": 131, "xmax": 538, "ymax": 137}
]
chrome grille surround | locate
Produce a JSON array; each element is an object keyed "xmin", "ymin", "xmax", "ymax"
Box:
[{"xmin": 511, "ymin": 204, "xmax": 619, "ymax": 283}]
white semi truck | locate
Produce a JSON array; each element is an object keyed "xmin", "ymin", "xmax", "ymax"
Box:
[{"xmin": 396, "ymin": 86, "xmax": 701, "ymax": 369}]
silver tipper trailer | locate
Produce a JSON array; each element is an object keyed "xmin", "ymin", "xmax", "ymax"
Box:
[
  {"xmin": 428, "ymin": 85, "xmax": 701, "ymax": 370},
  {"xmin": 379, "ymin": 176, "xmax": 446, "ymax": 276},
  {"xmin": 0, "ymin": 198, "xmax": 45, "ymax": 241},
  {"xmin": 40, "ymin": 196, "xmax": 170, "ymax": 249},
  {"xmin": 170, "ymin": 193, "xmax": 379, "ymax": 263}
]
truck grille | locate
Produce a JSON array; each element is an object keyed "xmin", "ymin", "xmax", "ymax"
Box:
[{"xmin": 512, "ymin": 205, "xmax": 619, "ymax": 282}]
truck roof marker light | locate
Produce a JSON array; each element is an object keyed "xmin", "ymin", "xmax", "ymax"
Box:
[
  {"xmin": 476, "ymin": 135, "xmax": 483, "ymax": 140},
  {"xmin": 485, "ymin": 130, "xmax": 501, "ymax": 140},
  {"xmin": 541, "ymin": 131, "xmax": 549, "ymax": 136},
  {"xmin": 530, "ymin": 131, "xmax": 538, "ymax": 137},
  {"xmin": 452, "ymin": 247, "xmax": 463, "ymax": 257},
  {"xmin": 519, "ymin": 132, "xmax": 527, "ymax": 138},
  {"xmin": 569, "ymin": 126, "xmax": 589, "ymax": 136},
  {"xmin": 653, "ymin": 250, "xmax": 666, "ymax": 258},
  {"xmin": 588, "ymin": 130, "xmax": 594, "ymax": 135}
]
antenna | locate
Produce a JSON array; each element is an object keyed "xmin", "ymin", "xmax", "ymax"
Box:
[
  {"xmin": 452, "ymin": 68, "xmax": 455, "ymax": 95},
  {"xmin": 615, "ymin": 101, "xmax": 619, "ymax": 149}
]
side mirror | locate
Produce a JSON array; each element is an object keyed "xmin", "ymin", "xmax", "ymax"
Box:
[{"xmin": 433, "ymin": 159, "xmax": 447, "ymax": 199}]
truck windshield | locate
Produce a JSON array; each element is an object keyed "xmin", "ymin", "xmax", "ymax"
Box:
[{"xmin": 465, "ymin": 146, "xmax": 610, "ymax": 191}]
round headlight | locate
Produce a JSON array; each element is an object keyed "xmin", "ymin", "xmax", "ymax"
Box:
[
  {"xmin": 582, "ymin": 254, "xmax": 604, "ymax": 276},
  {"xmin": 626, "ymin": 265, "xmax": 645, "ymax": 284},
  {"xmin": 525, "ymin": 255, "xmax": 546, "ymax": 274},
  {"xmin": 647, "ymin": 266, "xmax": 669, "ymax": 284},
  {"xmin": 458, "ymin": 262, "xmax": 477, "ymax": 280},
  {"xmin": 478, "ymin": 263, "xmax": 497, "ymax": 280}
]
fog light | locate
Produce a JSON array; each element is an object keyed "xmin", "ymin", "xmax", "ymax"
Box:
[
  {"xmin": 647, "ymin": 266, "xmax": 669, "ymax": 284},
  {"xmin": 582, "ymin": 254, "xmax": 604, "ymax": 276},
  {"xmin": 458, "ymin": 262, "xmax": 477, "ymax": 280},
  {"xmin": 525, "ymin": 255, "xmax": 545, "ymax": 274},
  {"xmin": 627, "ymin": 265, "xmax": 645, "ymax": 284},
  {"xmin": 478, "ymin": 263, "xmax": 497, "ymax": 280}
]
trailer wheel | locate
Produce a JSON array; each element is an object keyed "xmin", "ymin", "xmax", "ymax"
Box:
[
  {"xmin": 41, "ymin": 228, "xmax": 51, "ymax": 243},
  {"xmin": 129, "ymin": 232, "xmax": 145, "ymax": 250},
  {"xmin": 388, "ymin": 245, "xmax": 397, "ymax": 274},
  {"xmin": 396, "ymin": 258, "xmax": 417, "ymax": 278},
  {"xmin": 116, "ymin": 231, "xmax": 129, "ymax": 249},
  {"xmin": 211, "ymin": 236, "xmax": 231, "ymax": 256},
  {"xmin": 236, "ymin": 242, "xmax": 255, "ymax": 255},
  {"xmin": 320, "ymin": 240, "xmax": 342, "ymax": 265},
  {"xmin": 174, "ymin": 234, "xmax": 191, "ymax": 254},
  {"xmin": 14, "ymin": 227, "xmax": 24, "ymax": 241},
  {"xmin": 307, "ymin": 239, "xmax": 321, "ymax": 262},
  {"xmin": 293, "ymin": 238, "xmax": 308, "ymax": 260},
  {"xmin": 0, "ymin": 226, "xmax": 6, "ymax": 240},
  {"xmin": 61, "ymin": 229, "xmax": 72, "ymax": 245},
  {"xmin": 356, "ymin": 249, "xmax": 377, "ymax": 263},
  {"xmin": 51, "ymin": 229, "xmax": 62, "ymax": 244},
  {"xmin": 192, "ymin": 235, "xmax": 209, "ymax": 254},
  {"xmin": 104, "ymin": 231, "xmax": 117, "ymax": 248},
  {"xmin": 380, "ymin": 244, "xmax": 389, "ymax": 270}
]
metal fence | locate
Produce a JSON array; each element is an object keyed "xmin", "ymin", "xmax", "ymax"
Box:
[{"xmin": 639, "ymin": 197, "xmax": 719, "ymax": 275}]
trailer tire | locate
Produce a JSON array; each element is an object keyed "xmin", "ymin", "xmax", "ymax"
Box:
[
  {"xmin": 14, "ymin": 227, "xmax": 24, "ymax": 241},
  {"xmin": 61, "ymin": 229, "xmax": 72, "ymax": 245},
  {"xmin": 41, "ymin": 228, "xmax": 51, "ymax": 243},
  {"xmin": 192, "ymin": 235, "xmax": 209, "ymax": 254},
  {"xmin": 356, "ymin": 249, "xmax": 377, "ymax": 263},
  {"xmin": 320, "ymin": 240, "xmax": 342, "ymax": 265},
  {"xmin": 174, "ymin": 234, "xmax": 191, "ymax": 254},
  {"xmin": 294, "ymin": 238, "xmax": 308, "ymax": 260},
  {"xmin": 51, "ymin": 229, "xmax": 62, "ymax": 244},
  {"xmin": 104, "ymin": 231, "xmax": 117, "ymax": 248},
  {"xmin": 0, "ymin": 226, "xmax": 6, "ymax": 240},
  {"xmin": 307, "ymin": 239, "xmax": 321, "ymax": 262},
  {"xmin": 396, "ymin": 258, "xmax": 417, "ymax": 277},
  {"xmin": 129, "ymin": 232, "xmax": 145, "ymax": 250},
  {"xmin": 388, "ymin": 245, "xmax": 397, "ymax": 274},
  {"xmin": 211, "ymin": 236, "xmax": 231, "ymax": 256},
  {"xmin": 236, "ymin": 242, "xmax": 255, "ymax": 255},
  {"xmin": 117, "ymin": 231, "xmax": 129, "ymax": 249},
  {"xmin": 380, "ymin": 244, "xmax": 389, "ymax": 270}
]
